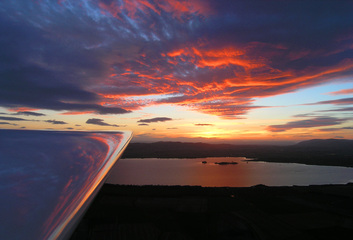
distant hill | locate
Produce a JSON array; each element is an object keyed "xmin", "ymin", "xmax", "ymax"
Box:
[
  {"xmin": 122, "ymin": 139, "xmax": 353, "ymax": 167},
  {"xmin": 294, "ymin": 139, "xmax": 353, "ymax": 149}
]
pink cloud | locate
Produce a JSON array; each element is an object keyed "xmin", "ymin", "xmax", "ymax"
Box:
[{"xmin": 328, "ymin": 88, "xmax": 353, "ymax": 95}]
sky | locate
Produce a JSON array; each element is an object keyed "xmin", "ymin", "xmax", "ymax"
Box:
[{"xmin": 0, "ymin": 0, "xmax": 353, "ymax": 144}]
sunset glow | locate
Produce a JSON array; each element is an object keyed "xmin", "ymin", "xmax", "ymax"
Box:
[{"xmin": 1, "ymin": 0, "xmax": 353, "ymax": 144}]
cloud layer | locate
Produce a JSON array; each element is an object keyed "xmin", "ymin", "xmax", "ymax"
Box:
[{"xmin": 1, "ymin": 0, "xmax": 353, "ymax": 119}]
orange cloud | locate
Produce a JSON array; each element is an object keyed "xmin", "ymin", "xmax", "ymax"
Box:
[
  {"xmin": 98, "ymin": 42, "xmax": 353, "ymax": 119},
  {"xmin": 98, "ymin": 1, "xmax": 122, "ymax": 20},
  {"xmin": 156, "ymin": 0, "xmax": 211, "ymax": 20},
  {"xmin": 164, "ymin": 46, "xmax": 264, "ymax": 70},
  {"xmin": 60, "ymin": 111, "xmax": 95, "ymax": 115},
  {"xmin": 8, "ymin": 107, "xmax": 39, "ymax": 112}
]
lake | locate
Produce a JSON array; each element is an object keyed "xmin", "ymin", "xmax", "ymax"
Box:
[{"xmin": 106, "ymin": 157, "xmax": 353, "ymax": 187}]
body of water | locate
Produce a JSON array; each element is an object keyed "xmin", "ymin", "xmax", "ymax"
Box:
[{"xmin": 107, "ymin": 157, "xmax": 353, "ymax": 187}]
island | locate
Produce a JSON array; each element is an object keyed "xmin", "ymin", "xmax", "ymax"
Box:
[{"xmin": 214, "ymin": 161, "xmax": 238, "ymax": 165}]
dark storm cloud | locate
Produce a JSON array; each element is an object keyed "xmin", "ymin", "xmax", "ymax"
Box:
[
  {"xmin": 138, "ymin": 123, "xmax": 149, "ymax": 126},
  {"xmin": 44, "ymin": 120, "xmax": 68, "ymax": 125},
  {"xmin": 207, "ymin": 0, "xmax": 353, "ymax": 48},
  {"xmin": 86, "ymin": 118, "xmax": 124, "ymax": 127},
  {"xmin": 1, "ymin": 0, "xmax": 353, "ymax": 118},
  {"xmin": 0, "ymin": 1, "xmax": 130, "ymax": 115},
  {"xmin": 267, "ymin": 117, "xmax": 350, "ymax": 132},
  {"xmin": 138, "ymin": 117, "xmax": 173, "ymax": 123}
]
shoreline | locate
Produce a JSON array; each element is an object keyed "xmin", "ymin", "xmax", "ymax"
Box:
[{"xmin": 122, "ymin": 156, "xmax": 353, "ymax": 168}]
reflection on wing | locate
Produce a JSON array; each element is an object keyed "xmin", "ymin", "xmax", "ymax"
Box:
[{"xmin": 0, "ymin": 130, "xmax": 132, "ymax": 240}]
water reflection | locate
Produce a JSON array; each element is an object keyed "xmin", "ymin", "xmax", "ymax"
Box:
[
  {"xmin": 107, "ymin": 157, "xmax": 353, "ymax": 187},
  {"xmin": 0, "ymin": 129, "xmax": 132, "ymax": 240}
]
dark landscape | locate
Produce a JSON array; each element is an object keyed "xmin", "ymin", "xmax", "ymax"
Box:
[
  {"xmin": 71, "ymin": 183, "xmax": 353, "ymax": 240},
  {"xmin": 122, "ymin": 139, "xmax": 353, "ymax": 167}
]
